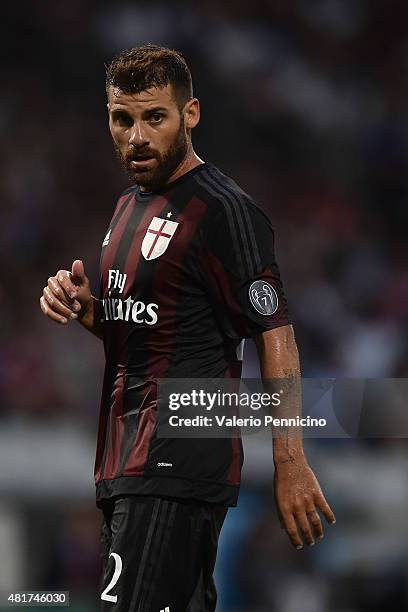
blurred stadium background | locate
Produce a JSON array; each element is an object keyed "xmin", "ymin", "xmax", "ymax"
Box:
[{"xmin": 1, "ymin": 1, "xmax": 408, "ymax": 610}]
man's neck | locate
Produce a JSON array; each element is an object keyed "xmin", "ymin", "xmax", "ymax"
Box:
[
  {"xmin": 166, "ymin": 150, "xmax": 204, "ymax": 185},
  {"xmin": 139, "ymin": 149, "xmax": 204, "ymax": 193}
]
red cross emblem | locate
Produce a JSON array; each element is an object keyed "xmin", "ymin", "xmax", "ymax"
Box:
[{"xmin": 141, "ymin": 216, "xmax": 179, "ymax": 260}]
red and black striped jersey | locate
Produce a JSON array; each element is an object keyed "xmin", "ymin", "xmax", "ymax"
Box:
[{"xmin": 95, "ymin": 162, "xmax": 290, "ymax": 506}]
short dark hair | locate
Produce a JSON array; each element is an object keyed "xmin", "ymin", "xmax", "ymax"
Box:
[{"xmin": 105, "ymin": 44, "xmax": 193, "ymax": 110}]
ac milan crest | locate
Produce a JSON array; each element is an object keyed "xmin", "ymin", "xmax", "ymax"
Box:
[{"xmin": 141, "ymin": 217, "xmax": 179, "ymax": 260}]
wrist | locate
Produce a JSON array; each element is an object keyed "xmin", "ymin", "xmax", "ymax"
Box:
[
  {"xmin": 77, "ymin": 295, "xmax": 94, "ymax": 323},
  {"xmin": 273, "ymin": 444, "xmax": 306, "ymax": 468}
]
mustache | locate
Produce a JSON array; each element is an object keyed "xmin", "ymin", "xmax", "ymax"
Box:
[{"xmin": 125, "ymin": 148, "xmax": 157, "ymax": 161}]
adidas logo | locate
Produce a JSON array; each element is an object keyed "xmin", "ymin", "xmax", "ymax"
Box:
[
  {"xmin": 160, "ymin": 607, "xmax": 170, "ymax": 612},
  {"xmin": 102, "ymin": 229, "xmax": 111, "ymax": 246}
]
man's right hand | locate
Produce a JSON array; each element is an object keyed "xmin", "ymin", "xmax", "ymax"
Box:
[{"xmin": 40, "ymin": 259, "xmax": 92, "ymax": 325}]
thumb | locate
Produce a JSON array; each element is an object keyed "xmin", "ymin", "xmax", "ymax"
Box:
[{"xmin": 71, "ymin": 259, "xmax": 87, "ymax": 285}]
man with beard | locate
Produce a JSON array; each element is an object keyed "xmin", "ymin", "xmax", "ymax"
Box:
[{"xmin": 40, "ymin": 45, "xmax": 335, "ymax": 611}]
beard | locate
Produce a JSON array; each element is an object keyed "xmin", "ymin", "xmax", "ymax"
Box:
[{"xmin": 114, "ymin": 115, "xmax": 188, "ymax": 192}]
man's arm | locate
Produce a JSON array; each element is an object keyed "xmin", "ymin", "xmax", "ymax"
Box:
[{"xmin": 254, "ymin": 324, "xmax": 336, "ymax": 549}]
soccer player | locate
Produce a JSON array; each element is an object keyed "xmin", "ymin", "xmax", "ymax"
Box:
[{"xmin": 40, "ymin": 45, "xmax": 335, "ymax": 611}]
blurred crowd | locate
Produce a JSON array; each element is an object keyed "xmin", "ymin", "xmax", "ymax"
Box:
[{"xmin": 1, "ymin": 1, "xmax": 407, "ymax": 610}]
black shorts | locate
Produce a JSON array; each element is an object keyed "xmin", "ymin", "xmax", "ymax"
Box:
[{"xmin": 98, "ymin": 495, "xmax": 228, "ymax": 611}]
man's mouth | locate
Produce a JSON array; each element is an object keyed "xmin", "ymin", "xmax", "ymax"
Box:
[{"xmin": 128, "ymin": 155, "xmax": 156, "ymax": 168}]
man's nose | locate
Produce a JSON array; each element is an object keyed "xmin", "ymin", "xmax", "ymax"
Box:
[{"xmin": 129, "ymin": 121, "xmax": 149, "ymax": 147}]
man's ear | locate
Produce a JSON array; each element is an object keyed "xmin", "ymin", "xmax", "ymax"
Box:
[
  {"xmin": 107, "ymin": 102, "xmax": 111, "ymax": 116},
  {"xmin": 184, "ymin": 98, "xmax": 200, "ymax": 130}
]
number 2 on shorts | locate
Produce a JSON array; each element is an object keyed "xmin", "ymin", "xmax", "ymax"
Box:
[{"xmin": 101, "ymin": 552, "xmax": 123, "ymax": 603}]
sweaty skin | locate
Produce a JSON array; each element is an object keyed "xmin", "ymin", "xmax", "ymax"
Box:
[{"xmin": 255, "ymin": 325, "xmax": 336, "ymax": 549}]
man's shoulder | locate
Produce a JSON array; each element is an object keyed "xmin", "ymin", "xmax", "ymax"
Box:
[
  {"xmin": 194, "ymin": 162, "xmax": 271, "ymax": 228},
  {"xmin": 195, "ymin": 163, "xmax": 251, "ymax": 208}
]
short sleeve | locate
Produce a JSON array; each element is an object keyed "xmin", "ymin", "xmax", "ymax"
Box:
[{"xmin": 200, "ymin": 199, "xmax": 291, "ymax": 338}]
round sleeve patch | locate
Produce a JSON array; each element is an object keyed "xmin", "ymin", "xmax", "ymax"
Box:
[{"xmin": 249, "ymin": 280, "xmax": 279, "ymax": 316}]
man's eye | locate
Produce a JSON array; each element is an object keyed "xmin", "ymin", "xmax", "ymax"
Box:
[
  {"xmin": 150, "ymin": 113, "xmax": 164, "ymax": 123},
  {"xmin": 113, "ymin": 113, "xmax": 132, "ymax": 127}
]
